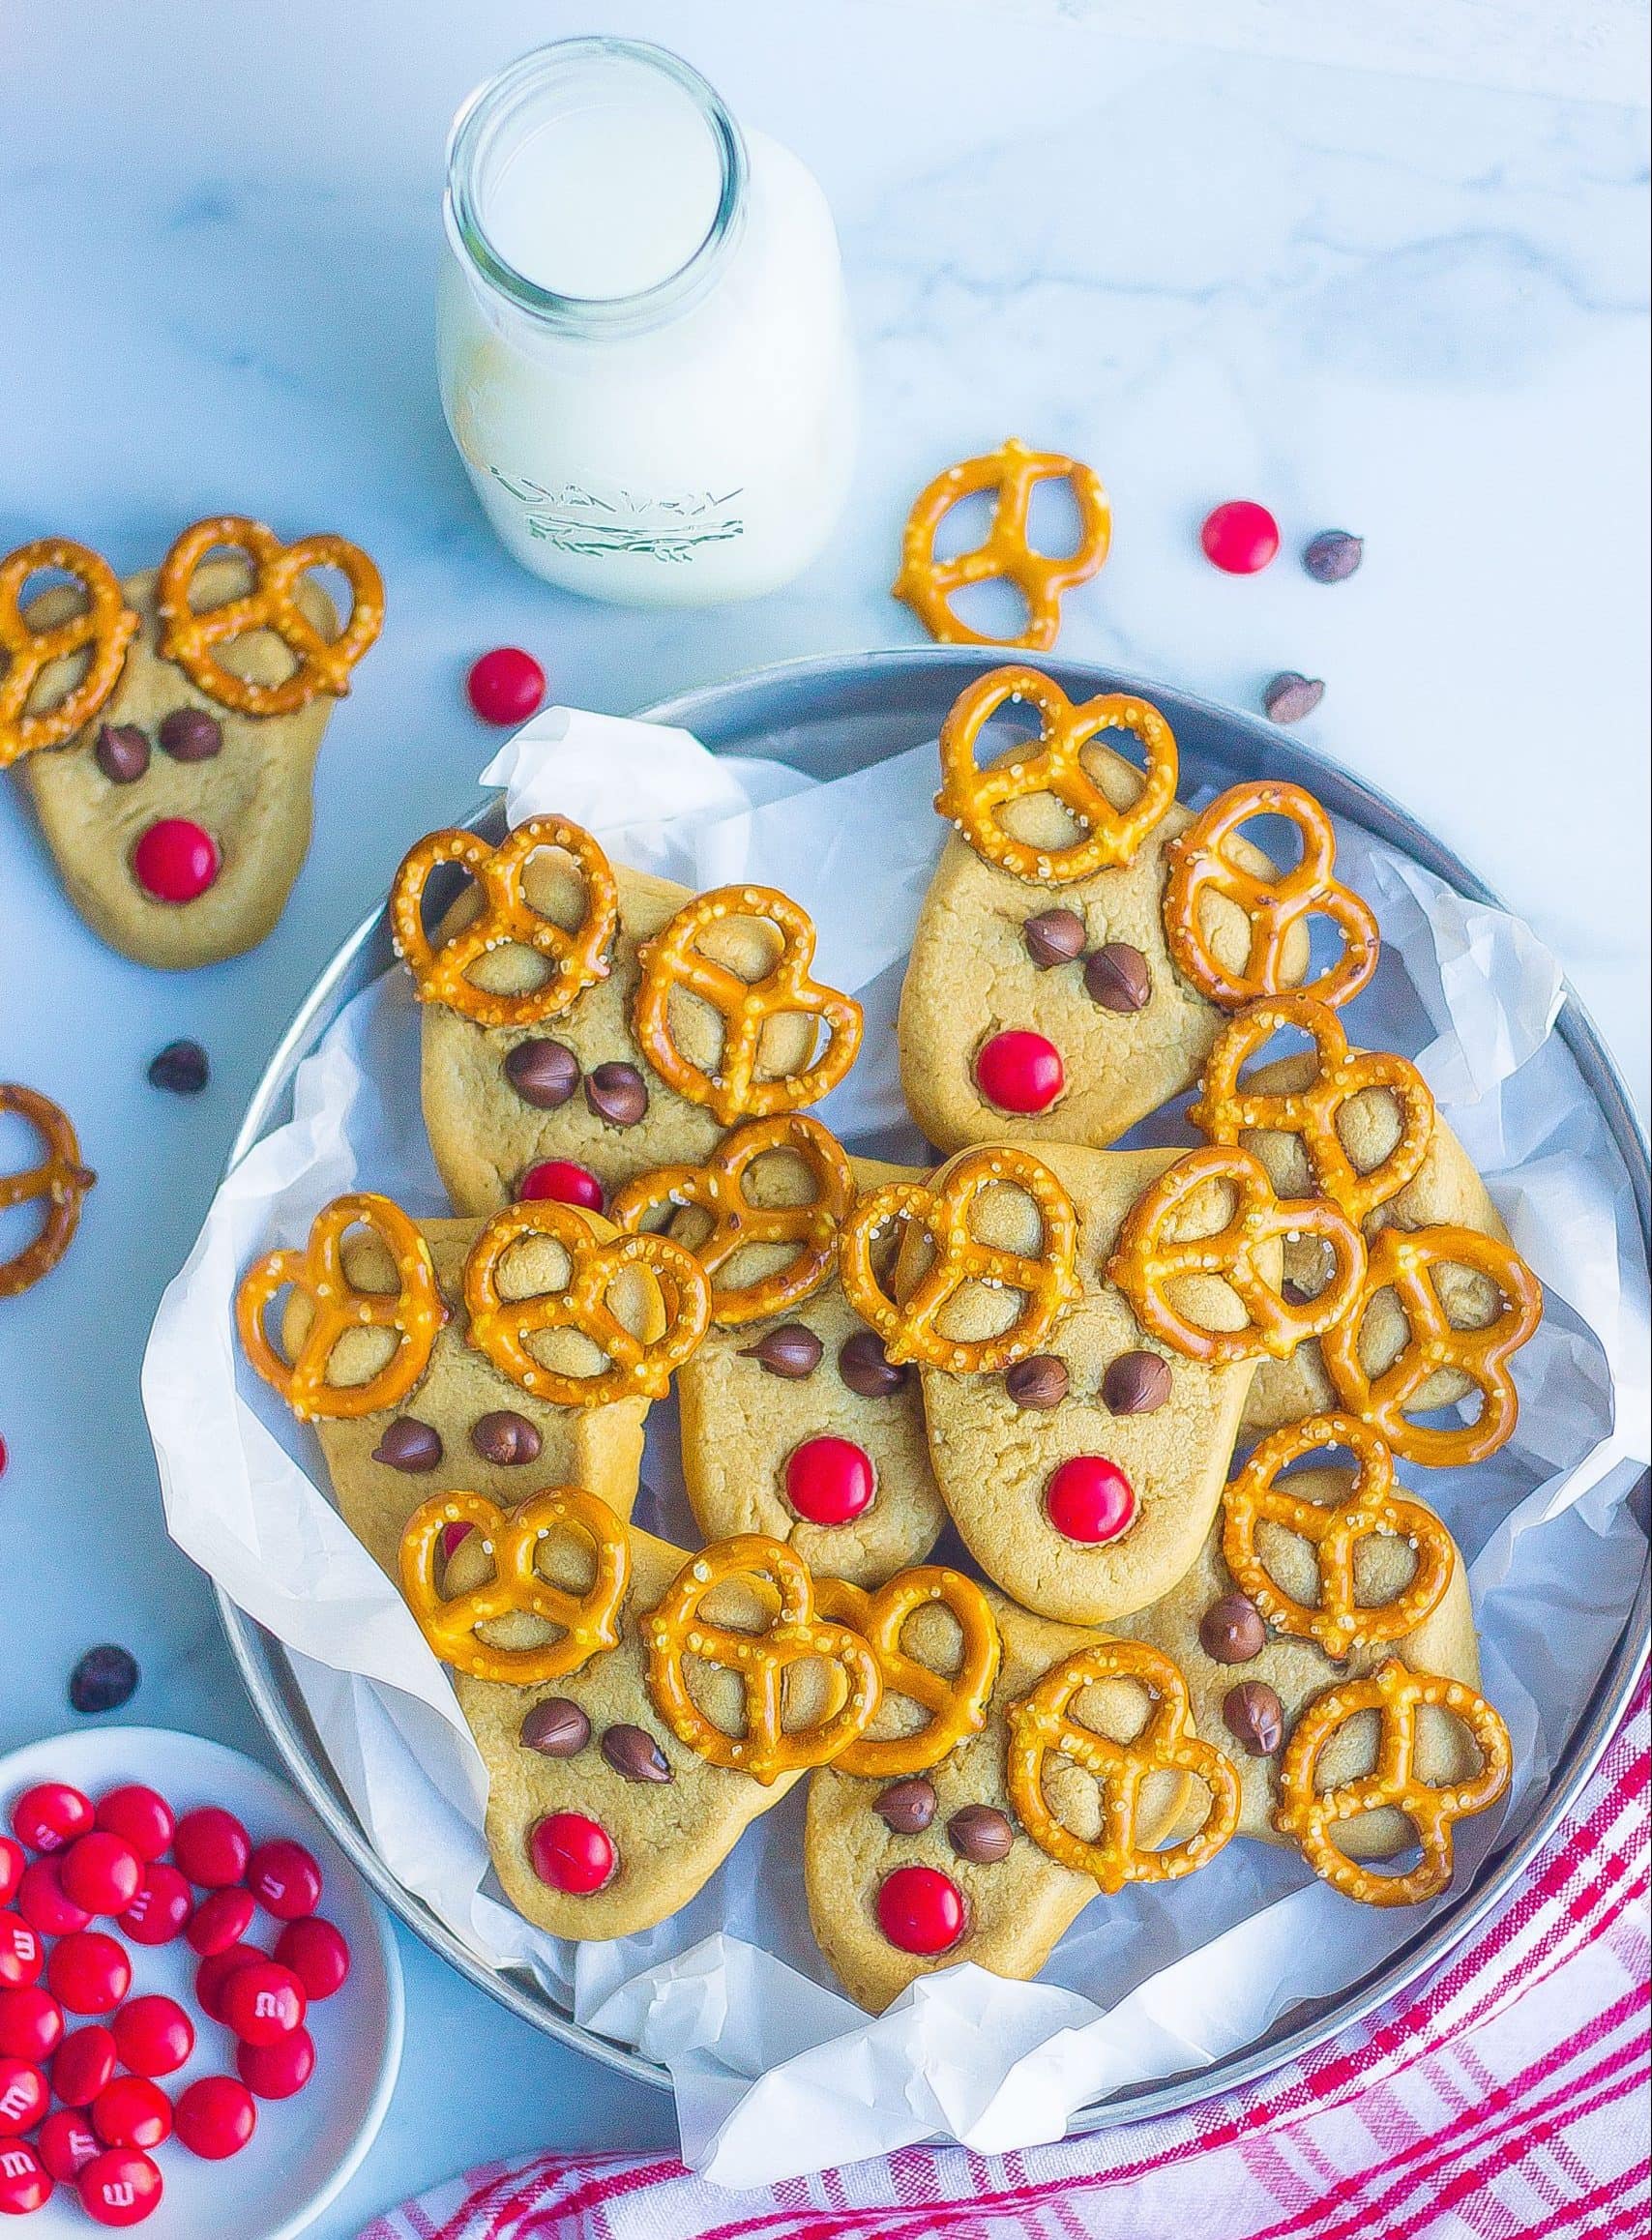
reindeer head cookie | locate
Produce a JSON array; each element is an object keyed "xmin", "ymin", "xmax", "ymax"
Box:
[{"xmin": 5, "ymin": 522, "xmax": 380, "ymax": 968}]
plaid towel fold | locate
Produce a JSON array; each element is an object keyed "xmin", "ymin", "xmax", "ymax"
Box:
[{"xmin": 361, "ymin": 1674, "xmax": 1648, "ymax": 2240}]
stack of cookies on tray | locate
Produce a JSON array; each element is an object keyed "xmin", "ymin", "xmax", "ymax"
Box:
[{"xmin": 232, "ymin": 663, "xmax": 1541, "ymax": 2013}]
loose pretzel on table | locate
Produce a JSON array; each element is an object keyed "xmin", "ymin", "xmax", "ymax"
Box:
[
  {"xmin": 0, "ymin": 1084, "xmax": 98, "ymax": 1298},
  {"xmin": 155, "ymin": 515, "xmax": 383, "ymax": 717},
  {"xmin": 814, "ymin": 1567, "xmax": 1000, "ymax": 1779},
  {"xmin": 0, "ymin": 538, "xmax": 137, "ymax": 769}
]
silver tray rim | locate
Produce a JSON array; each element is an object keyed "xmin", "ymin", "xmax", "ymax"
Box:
[{"xmin": 211, "ymin": 643, "xmax": 1652, "ymax": 2125}]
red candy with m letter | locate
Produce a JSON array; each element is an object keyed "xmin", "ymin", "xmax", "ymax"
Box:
[
  {"xmin": 78, "ymin": 2143, "xmax": 163, "ymax": 2225},
  {"xmin": 0, "ymin": 1916, "xmax": 43, "ymax": 1989},
  {"xmin": 11, "ymin": 1782, "xmax": 93, "ymax": 1854},
  {"xmin": 785, "ymin": 1435, "xmax": 875, "ymax": 1525},
  {"xmin": 0, "ymin": 2139, "xmax": 50, "ymax": 2216},
  {"xmin": 38, "ymin": 2106, "xmax": 101, "ymax": 2181},
  {"xmin": 247, "ymin": 1839, "xmax": 323, "ymax": 1921},
  {"xmin": 975, "ymin": 1029, "xmax": 1064, "ymax": 1115},
  {"xmin": 119, "ymin": 1864, "xmax": 192, "ymax": 1947},
  {"xmin": 0, "ymin": 2052, "xmax": 48, "ymax": 2137},
  {"xmin": 221, "ymin": 1960, "xmax": 306, "ymax": 2048},
  {"xmin": 876, "ymin": 1865, "xmax": 966, "ymax": 1956}
]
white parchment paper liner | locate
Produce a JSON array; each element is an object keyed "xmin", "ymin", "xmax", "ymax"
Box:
[{"xmin": 144, "ymin": 704, "xmax": 1650, "ymax": 2188}]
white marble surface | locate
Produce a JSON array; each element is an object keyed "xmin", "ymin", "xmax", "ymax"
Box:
[{"xmin": 1, "ymin": 3, "xmax": 1646, "ymax": 2231}]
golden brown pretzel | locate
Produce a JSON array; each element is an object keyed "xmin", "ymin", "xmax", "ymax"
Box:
[
  {"xmin": 814, "ymin": 1568, "xmax": 1001, "ymax": 1777},
  {"xmin": 641, "ymin": 1535, "xmax": 882, "ymax": 1784},
  {"xmin": 389, "ymin": 816, "xmax": 619, "ymax": 1029},
  {"xmin": 0, "ymin": 538, "xmax": 137, "ymax": 768},
  {"xmin": 1005, "ymin": 1639, "xmax": 1240, "ymax": 1892},
  {"xmin": 933, "ymin": 665, "xmax": 1178, "ymax": 884},
  {"xmin": 1191, "ymin": 992, "xmax": 1436, "ymax": 1226},
  {"xmin": 607, "ymin": 1114, "xmax": 856, "ymax": 1327},
  {"xmin": 1274, "ymin": 1659, "xmax": 1512, "ymax": 1905},
  {"xmin": 892, "ymin": 441, "xmax": 1111, "ymax": 651},
  {"xmin": 1106, "ymin": 1145, "xmax": 1366, "ymax": 1365},
  {"xmin": 1221, "ymin": 1413, "xmax": 1456, "ymax": 1657},
  {"xmin": 0, "ymin": 1084, "xmax": 98, "ymax": 1298},
  {"xmin": 1320, "ymin": 1224, "xmax": 1542, "ymax": 1466},
  {"xmin": 633, "ymin": 885, "xmax": 863, "ymax": 1126},
  {"xmin": 235, "ymin": 1193, "xmax": 449, "ymax": 1421},
  {"xmin": 398, "ymin": 1487, "xmax": 629, "ymax": 1685},
  {"xmin": 1162, "ymin": 781, "xmax": 1379, "ymax": 1011},
  {"xmin": 155, "ymin": 515, "xmax": 383, "ymax": 716},
  {"xmin": 838, "ymin": 1146, "xmax": 1081, "ymax": 1372}
]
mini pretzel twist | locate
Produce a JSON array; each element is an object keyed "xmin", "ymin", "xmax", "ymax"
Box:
[
  {"xmin": 1222, "ymin": 1413, "xmax": 1457, "ymax": 1657},
  {"xmin": 390, "ymin": 816, "xmax": 619, "ymax": 1028},
  {"xmin": 1274, "ymin": 1659, "xmax": 1512, "ymax": 1906},
  {"xmin": 1320, "ymin": 1224, "xmax": 1542, "ymax": 1467},
  {"xmin": 814, "ymin": 1568, "xmax": 1001, "ymax": 1778},
  {"xmin": 1107, "ymin": 1145, "xmax": 1367, "ymax": 1365},
  {"xmin": 892, "ymin": 440, "xmax": 1111, "ymax": 652},
  {"xmin": 641, "ymin": 1535, "xmax": 883, "ymax": 1784},
  {"xmin": 462, "ymin": 1198, "xmax": 710, "ymax": 1407},
  {"xmin": 1192, "ymin": 992, "xmax": 1436, "ymax": 1227},
  {"xmin": 155, "ymin": 515, "xmax": 383, "ymax": 717},
  {"xmin": 235, "ymin": 1193, "xmax": 449, "ymax": 1421},
  {"xmin": 398, "ymin": 1487, "xmax": 629, "ymax": 1686},
  {"xmin": 838, "ymin": 1147, "xmax": 1081, "ymax": 1372},
  {"xmin": 1005, "ymin": 1639, "xmax": 1240, "ymax": 1893},
  {"xmin": 633, "ymin": 885, "xmax": 863, "ymax": 1126},
  {"xmin": 0, "ymin": 1084, "xmax": 98, "ymax": 1298},
  {"xmin": 1163, "ymin": 781, "xmax": 1379, "ymax": 1012},
  {"xmin": 608, "ymin": 1115, "xmax": 856, "ymax": 1327},
  {"xmin": 933, "ymin": 665, "xmax": 1179, "ymax": 884},
  {"xmin": 0, "ymin": 538, "xmax": 137, "ymax": 768}
]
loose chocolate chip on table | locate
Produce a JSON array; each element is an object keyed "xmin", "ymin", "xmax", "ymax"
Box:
[
  {"xmin": 1102, "ymin": 1349, "xmax": 1172, "ymax": 1417},
  {"xmin": 1263, "ymin": 672, "xmax": 1326, "ymax": 725},
  {"xmin": 471, "ymin": 1411, "xmax": 543, "ymax": 1466},
  {"xmin": 1223, "ymin": 1679, "xmax": 1285, "ymax": 1756},
  {"xmin": 503, "ymin": 1039, "xmax": 580, "ymax": 1109},
  {"xmin": 839, "ymin": 1331, "xmax": 910, "ymax": 1399},
  {"xmin": 947, "ymin": 1805, "xmax": 1015, "ymax": 1864},
  {"xmin": 94, "ymin": 722, "xmax": 150, "ymax": 784},
  {"xmin": 372, "ymin": 1417, "xmax": 444, "ymax": 1472},
  {"xmin": 1303, "ymin": 530, "xmax": 1364, "ymax": 584},
  {"xmin": 520, "ymin": 1697, "xmax": 591, "ymax": 1757},
  {"xmin": 1005, "ymin": 1355, "xmax": 1068, "ymax": 1410},
  {"xmin": 585, "ymin": 1061, "xmax": 649, "ymax": 1128},
  {"xmin": 1022, "ymin": 908, "xmax": 1087, "ymax": 969},
  {"xmin": 874, "ymin": 1778, "xmax": 937, "ymax": 1835},
  {"xmin": 739, "ymin": 1324, "xmax": 824, "ymax": 1379},
  {"xmin": 601, "ymin": 1724, "xmax": 673, "ymax": 1783},
  {"xmin": 146, "ymin": 1039, "xmax": 210, "ymax": 1096},
  {"xmin": 157, "ymin": 705, "xmax": 223, "ymax": 762},
  {"xmin": 1083, "ymin": 941, "xmax": 1152, "ymax": 1015},
  {"xmin": 1199, "ymin": 1591, "xmax": 1267, "ymax": 1666},
  {"xmin": 69, "ymin": 1645, "xmax": 139, "ymax": 1716}
]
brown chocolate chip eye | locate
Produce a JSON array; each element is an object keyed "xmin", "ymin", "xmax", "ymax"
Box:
[
  {"xmin": 839, "ymin": 1331, "xmax": 909, "ymax": 1399},
  {"xmin": 1005, "ymin": 1355, "xmax": 1068, "ymax": 1409},
  {"xmin": 874, "ymin": 1778, "xmax": 936, "ymax": 1834},
  {"xmin": 1022, "ymin": 908, "xmax": 1086, "ymax": 969},
  {"xmin": 947, "ymin": 1805, "xmax": 1014, "ymax": 1863},
  {"xmin": 1223, "ymin": 1679, "xmax": 1284, "ymax": 1755},
  {"xmin": 504, "ymin": 1038, "xmax": 581, "ymax": 1109},
  {"xmin": 372, "ymin": 1417, "xmax": 443, "ymax": 1471},
  {"xmin": 584, "ymin": 1061, "xmax": 649, "ymax": 1127},
  {"xmin": 157, "ymin": 705, "xmax": 223, "ymax": 762},
  {"xmin": 738, "ymin": 1324, "xmax": 823, "ymax": 1378},
  {"xmin": 1101, "ymin": 1350, "xmax": 1172, "ymax": 1416},
  {"xmin": 1083, "ymin": 941, "xmax": 1152, "ymax": 1014},
  {"xmin": 520, "ymin": 1698, "xmax": 591, "ymax": 1756},
  {"xmin": 600, "ymin": 1724, "xmax": 673, "ymax": 1783},
  {"xmin": 471, "ymin": 1410, "xmax": 543, "ymax": 1465},
  {"xmin": 94, "ymin": 722, "xmax": 150, "ymax": 784}
]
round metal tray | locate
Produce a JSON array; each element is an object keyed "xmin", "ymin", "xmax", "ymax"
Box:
[{"xmin": 214, "ymin": 645, "xmax": 1652, "ymax": 2123}]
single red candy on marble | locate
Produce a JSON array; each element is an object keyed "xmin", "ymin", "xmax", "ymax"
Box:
[
  {"xmin": 237, "ymin": 2023, "xmax": 315, "ymax": 2101},
  {"xmin": 975, "ymin": 1029, "xmax": 1064, "ymax": 1115},
  {"xmin": 174, "ymin": 2075, "xmax": 257, "ymax": 2161},
  {"xmin": 875, "ymin": 1865, "xmax": 966, "ymax": 1956},
  {"xmin": 17, "ymin": 1857, "xmax": 91, "ymax": 1937},
  {"xmin": 0, "ymin": 1840, "xmax": 20, "ymax": 1909},
  {"xmin": 38, "ymin": 2107, "xmax": 102, "ymax": 2182},
  {"xmin": 784, "ymin": 1435, "xmax": 875, "ymax": 1525},
  {"xmin": 221, "ymin": 1960, "xmax": 307, "ymax": 2048},
  {"xmin": 0, "ymin": 2052, "xmax": 48, "ymax": 2137},
  {"xmin": 172, "ymin": 1806, "xmax": 251, "ymax": 1889},
  {"xmin": 46, "ymin": 1931, "xmax": 130, "ymax": 2017},
  {"xmin": 193, "ymin": 1943, "xmax": 261, "ymax": 2024},
  {"xmin": 92, "ymin": 2075, "xmax": 172, "ymax": 2153},
  {"xmin": 274, "ymin": 1915, "xmax": 350, "ymax": 2001},
  {"xmin": 0, "ymin": 2138, "xmax": 50, "ymax": 2216},
  {"xmin": 519, "ymin": 1159, "xmax": 605, "ymax": 1212},
  {"xmin": 0, "ymin": 1984, "xmax": 63, "ymax": 2063},
  {"xmin": 12, "ymin": 1782, "xmax": 94, "ymax": 1855},
  {"xmin": 467, "ymin": 646, "xmax": 546, "ymax": 726},
  {"xmin": 112, "ymin": 1996, "xmax": 194, "ymax": 2080},
  {"xmin": 0, "ymin": 1915, "xmax": 43, "ymax": 1989},
  {"xmin": 1200, "ymin": 499, "xmax": 1280, "ymax": 575},
  {"xmin": 186, "ymin": 1885, "xmax": 256, "ymax": 1957},
  {"xmin": 52, "ymin": 2023, "xmax": 117, "ymax": 2107},
  {"xmin": 529, "ymin": 1813, "xmax": 615, "ymax": 1896},
  {"xmin": 60, "ymin": 1832, "xmax": 142, "ymax": 1919},
  {"xmin": 247, "ymin": 1839, "xmax": 323, "ymax": 1921},
  {"xmin": 132, "ymin": 818, "xmax": 220, "ymax": 902},
  {"xmin": 94, "ymin": 1787, "xmax": 174, "ymax": 1865},
  {"xmin": 1045, "ymin": 1456, "xmax": 1136, "ymax": 1544},
  {"xmin": 118, "ymin": 1864, "xmax": 192, "ymax": 1947},
  {"xmin": 78, "ymin": 2144, "xmax": 163, "ymax": 2225}
]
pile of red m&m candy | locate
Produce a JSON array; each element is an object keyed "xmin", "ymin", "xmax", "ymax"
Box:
[{"xmin": 0, "ymin": 1778, "xmax": 349, "ymax": 2223}]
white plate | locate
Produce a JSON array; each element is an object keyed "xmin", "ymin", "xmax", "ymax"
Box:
[{"xmin": 1, "ymin": 1724, "xmax": 402, "ymax": 2239}]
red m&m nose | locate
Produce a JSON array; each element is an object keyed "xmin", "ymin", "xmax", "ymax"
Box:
[
  {"xmin": 529, "ymin": 1813, "xmax": 615, "ymax": 1896},
  {"xmin": 975, "ymin": 1030, "xmax": 1064, "ymax": 1115},
  {"xmin": 1200, "ymin": 500, "xmax": 1280, "ymax": 575},
  {"xmin": 467, "ymin": 646, "xmax": 546, "ymax": 726},
  {"xmin": 1045, "ymin": 1456, "xmax": 1136, "ymax": 1544},
  {"xmin": 876, "ymin": 1865, "xmax": 966, "ymax": 1956},
  {"xmin": 519, "ymin": 1160, "xmax": 605, "ymax": 1212},
  {"xmin": 133, "ymin": 818, "xmax": 220, "ymax": 902},
  {"xmin": 785, "ymin": 1436, "xmax": 875, "ymax": 1526}
]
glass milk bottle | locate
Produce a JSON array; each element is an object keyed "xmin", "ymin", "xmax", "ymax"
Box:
[{"xmin": 437, "ymin": 38, "xmax": 858, "ymax": 605}]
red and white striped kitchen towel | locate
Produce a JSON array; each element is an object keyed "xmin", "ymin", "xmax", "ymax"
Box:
[{"xmin": 362, "ymin": 1674, "xmax": 1648, "ymax": 2240}]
